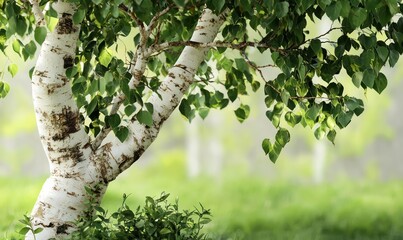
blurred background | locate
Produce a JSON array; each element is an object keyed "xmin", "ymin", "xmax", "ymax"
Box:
[{"xmin": 2, "ymin": 20, "xmax": 403, "ymax": 240}]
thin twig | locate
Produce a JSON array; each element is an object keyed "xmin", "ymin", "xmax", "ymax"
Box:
[
  {"xmin": 302, "ymin": 26, "xmax": 342, "ymax": 45},
  {"xmin": 147, "ymin": 4, "xmax": 173, "ymax": 35}
]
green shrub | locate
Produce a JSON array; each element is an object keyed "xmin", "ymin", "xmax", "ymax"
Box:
[{"xmin": 70, "ymin": 190, "xmax": 212, "ymax": 240}]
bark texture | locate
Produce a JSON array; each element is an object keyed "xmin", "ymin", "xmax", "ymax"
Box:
[
  {"xmin": 28, "ymin": 2, "xmax": 98, "ymax": 239},
  {"xmin": 28, "ymin": 3, "xmax": 225, "ymax": 239}
]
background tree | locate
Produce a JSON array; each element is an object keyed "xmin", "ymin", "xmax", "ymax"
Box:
[{"xmin": 0, "ymin": 0, "xmax": 403, "ymax": 238}]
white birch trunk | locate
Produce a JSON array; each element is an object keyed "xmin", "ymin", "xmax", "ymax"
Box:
[{"xmin": 28, "ymin": 3, "xmax": 225, "ymax": 238}]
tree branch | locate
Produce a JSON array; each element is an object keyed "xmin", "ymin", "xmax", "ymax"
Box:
[
  {"xmin": 146, "ymin": 40, "xmax": 290, "ymax": 57},
  {"xmin": 29, "ymin": 0, "xmax": 46, "ymax": 26},
  {"xmin": 96, "ymin": 8, "xmax": 228, "ymax": 181},
  {"xmin": 128, "ymin": 5, "xmax": 173, "ymax": 89}
]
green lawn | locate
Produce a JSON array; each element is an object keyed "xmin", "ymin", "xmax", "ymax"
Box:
[{"xmin": 2, "ymin": 157, "xmax": 403, "ymax": 239}]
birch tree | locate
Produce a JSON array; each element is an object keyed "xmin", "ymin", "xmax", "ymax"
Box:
[{"xmin": 1, "ymin": 0, "xmax": 403, "ymax": 238}]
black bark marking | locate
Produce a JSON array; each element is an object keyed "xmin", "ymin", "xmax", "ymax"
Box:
[
  {"xmin": 118, "ymin": 149, "xmax": 144, "ymax": 173},
  {"xmin": 67, "ymin": 191, "xmax": 77, "ymax": 197},
  {"xmin": 97, "ymin": 155, "xmax": 110, "ymax": 184},
  {"xmin": 51, "ymin": 143, "xmax": 84, "ymax": 165},
  {"xmin": 63, "ymin": 55, "xmax": 74, "ymax": 69},
  {"xmin": 56, "ymin": 13, "xmax": 76, "ymax": 34},
  {"xmin": 56, "ymin": 223, "xmax": 71, "ymax": 234},
  {"xmin": 34, "ymin": 70, "xmax": 48, "ymax": 77},
  {"xmin": 49, "ymin": 106, "xmax": 80, "ymax": 141}
]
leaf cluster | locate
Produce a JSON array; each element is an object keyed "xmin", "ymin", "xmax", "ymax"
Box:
[{"xmin": 71, "ymin": 190, "xmax": 212, "ymax": 240}]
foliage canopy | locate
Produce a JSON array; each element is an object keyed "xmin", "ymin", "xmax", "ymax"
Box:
[{"xmin": 1, "ymin": 0, "xmax": 403, "ymax": 162}]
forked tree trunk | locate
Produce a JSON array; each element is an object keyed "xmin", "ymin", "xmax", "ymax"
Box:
[{"xmin": 27, "ymin": 1, "xmax": 225, "ymax": 239}]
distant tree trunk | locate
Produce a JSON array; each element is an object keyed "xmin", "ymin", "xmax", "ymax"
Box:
[
  {"xmin": 313, "ymin": 140, "xmax": 326, "ymax": 183},
  {"xmin": 27, "ymin": 3, "xmax": 225, "ymax": 238},
  {"xmin": 311, "ymin": 17, "xmax": 331, "ymax": 184},
  {"xmin": 186, "ymin": 119, "xmax": 201, "ymax": 178},
  {"xmin": 206, "ymin": 113, "xmax": 223, "ymax": 178}
]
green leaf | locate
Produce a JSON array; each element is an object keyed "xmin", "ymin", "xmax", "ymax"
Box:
[
  {"xmin": 327, "ymin": 129, "xmax": 336, "ymax": 144},
  {"xmin": 362, "ymin": 69, "xmax": 375, "ymax": 88},
  {"xmin": 235, "ymin": 58, "xmax": 249, "ymax": 72},
  {"xmin": 345, "ymin": 97, "xmax": 362, "ymax": 112},
  {"xmin": 325, "ymin": 116, "xmax": 336, "ymax": 129},
  {"xmin": 66, "ymin": 66, "xmax": 78, "ymax": 79},
  {"xmin": 106, "ymin": 113, "xmax": 121, "ymax": 128},
  {"xmin": 285, "ymin": 111, "xmax": 302, "ymax": 127},
  {"xmin": 172, "ymin": 0, "xmax": 186, "ymax": 7},
  {"xmin": 339, "ymin": 0, "xmax": 351, "ymax": 17},
  {"xmin": 337, "ymin": 111, "xmax": 354, "ymax": 128},
  {"xmin": 124, "ymin": 105, "xmax": 136, "ymax": 116},
  {"xmin": 234, "ymin": 104, "xmax": 250, "ymax": 123},
  {"xmin": 268, "ymin": 141, "xmax": 282, "ymax": 163},
  {"xmin": 18, "ymin": 227, "xmax": 30, "ymax": 235},
  {"xmin": 16, "ymin": 17, "xmax": 27, "ymax": 36},
  {"xmin": 145, "ymin": 102, "xmax": 154, "ymax": 113},
  {"xmin": 86, "ymin": 97, "xmax": 98, "ymax": 116},
  {"xmin": 262, "ymin": 138, "xmax": 271, "ymax": 155},
  {"xmin": 137, "ymin": 110, "xmax": 153, "ymax": 127},
  {"xmin": 306, "ymin": 104, "xmax": 321, "ymax": 120},
  {"xmin": 389, "ymin": 49, "xmax": 399, "ymax": 67},
  {"xmin": 12, "ymin": 40, "xmax": 21, "ymax": 54},
  {"xmin": 310, "ymin": 39, "xmax": 321, "ymax": 54},
  {"xmin": 160, "ymin": 228, "xmax": 172, "ymax": 235},
  {"xmin": 273, "ymin": 102, "xmax": 284, "ymax": 114},
  {"xmin": 47, "ymin": 5, "xmax": 58, "ymax": 18},
  {"xmin": 365, "ymin": 0, "xmax": 379, "ymax": 10},
  {"xmin": 114, "ymin": 126, "xmax": 129, "ymax": 142},
  {"xmin": 179, "ymin": 98, "xmax": 194, "ymax": 122},
  {"xmin": 198, "ymin": 107, "xmax": 209, "ymax": 120},
  {"xmin": 318, "ymin": 0, "xmax": 332, "ymax": 9},
  {"xmin": 227, "ymin": 88, "xmax": 238, "ymax": 102},
  {"xmin": 99, "ymin": 48, "xmax": 113, "ymax": 67},
  {"xmin": 33, "ymin": 228, "xmax": 43, "ymax": 234},
  {"xmin": 349, "ymin": 8, "xmax": 367, "ymax": 28},
  {"xmin": 34, "ymin": 27, "xmax": 47, "ymax": 45},
  {"xmin": 374, "ymin": 72, "xmax": 387, "ymax": 94},
  {"xmin": 212, "ymin": 0, "xmax": 225, "ymax": 13},
  {"xmin": 24, "ymin": 41, "xmax": 37, "ymax": 58},
  {"xmin": 376, "ymin": 46, "xmax": 389, "ymax": 63},
  {"xmin": 7, "ymin": 64, "xmax": 18, "ymax": 77},
  {"xmin": 0, "ymin": 81, "xmax": 10, "ymax": 98},
  {"xmin": 275, "ymin": 2, "xmax": 289, "ymax": 18},
  {"xmin": 352, "ymin": 71, "xmax": 363, "ymax": 88},
  {"xmin": 314, "ymin": 126, "xmax": 326, "ymax": 140},
  {"xmin": 73, "ymin": 7, "xmax": 86, "ymax": 25},
  {"xmin": 275, "ymin": 128, "xmax": 290, "ymax": 147},
  {"xmin": 326, "ymin": 1, "xmax": 342, "ymax": 21},
  {"xmin": 251, "ymin": 81, "xmax": 260, "ymax": 92},
  {"xmin": 281, "ymin": 90, "xmax": 290, "ymax": 105}
]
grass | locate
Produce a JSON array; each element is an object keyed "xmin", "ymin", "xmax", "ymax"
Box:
[{"xmin": 1, "ymin": 156, "xmax": 403, "ymax": 239}]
